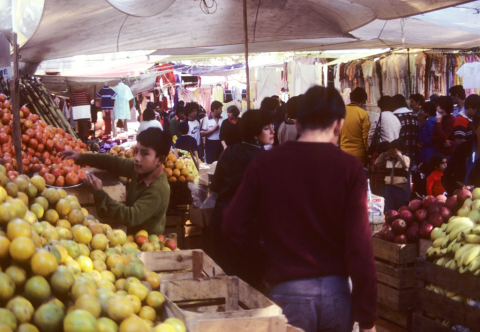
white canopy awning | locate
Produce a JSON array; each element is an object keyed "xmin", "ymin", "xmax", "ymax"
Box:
[{"xmin": 18, "ymin": 0, "xmax": 475, "ymax": 63}]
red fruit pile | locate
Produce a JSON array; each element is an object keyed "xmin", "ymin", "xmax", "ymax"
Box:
[
  {"xmin": 0, "ymin": 96, "xmax": 88, "ymax": 186},
  {"xmin": 374, "ymin": 194, "xmax": 461, "ymax": 244}
]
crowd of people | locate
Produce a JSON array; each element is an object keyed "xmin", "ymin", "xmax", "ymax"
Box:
[{"xmin": 338, "ymin": 85, "xmax": 480, "ymax": 212}]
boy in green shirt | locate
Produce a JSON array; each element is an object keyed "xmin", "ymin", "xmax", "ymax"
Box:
[{"xmin": 59, "ymin": 127, "xmax": 171, "ymax": 235}]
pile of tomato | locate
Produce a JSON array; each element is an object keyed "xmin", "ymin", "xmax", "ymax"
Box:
[{"xmin": 0, "ymin": 94, "xmax": 88, "ymax": 186}]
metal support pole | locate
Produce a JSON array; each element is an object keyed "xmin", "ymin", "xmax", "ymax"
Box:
[
  {"xmin": 243, "ymin": 0, "xmax": 251, "ymax": 109},
  {"xmin": 10, "ymin": 0, "xmax": 22, "ymax": 174}
]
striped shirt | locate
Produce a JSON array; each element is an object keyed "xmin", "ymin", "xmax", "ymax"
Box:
[
  {"xmin": 70, "ymin": 90, "xmax": 93, "ymax": 107},
  {"xmin": 453, "ymin": 111, "xmax": 473, "ymax": 141}
]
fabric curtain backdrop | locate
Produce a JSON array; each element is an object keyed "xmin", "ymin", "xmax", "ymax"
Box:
[{"xmin": 256, "ymin": 67, "xmax": 279, "ymax": 108}]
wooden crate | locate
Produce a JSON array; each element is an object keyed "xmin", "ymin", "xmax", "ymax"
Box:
[
  {"xmin": 64, "ymin": 181, "xmax": 126, "ymax": 206},
  {"xmin": 160, "ymin": 276, "xmax": 288, "ymax": 332},
  {"xmin": 373, "ymin": 237, "xmax": 418, "ymax": 330},
  {"xmin": 418, "ymin": 239, "xmax": 433, "ymax": 257},
  {"xmin": 138, "ymin": 249, "xmax": 225, "ymax": 281},
  {"xmin": 412, "ymin": 258, "xmax": 480, "ymax": 331}
]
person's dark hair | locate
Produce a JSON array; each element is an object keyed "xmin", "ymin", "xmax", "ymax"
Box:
[
  {"xmin": 297, "ymin": 86, "xmax": 345, "ymax": 130},
  {"xmin": 437, "ymin": 96, "xmax": 454, "ymax": 115},
  {"xmin": 430, "ymin": 153, "xmax": 446, "ymax": 169},
  {"xmin": 410, "ymin": 93, "xmax": 425, "ymax": 106},
  {"xmin": 377, "ymin": 96, "xmax": 394, "ymax": 112},
  {"xmin": 465, "ymin": 94, "xmax": 480, "ymax": 110},
  {"xmin": 184, "ymin": 102, "xmax": 199, "ymax": 117},
  {"xmin": 176, "ymin": 104, "xmax": 185, "ymax": 116},
  {"xmin": 178, "ymin": 120, "xmax": 189, "ymax": 135},
  {"xmin": 449, "ymin": 85, "xmax": 466, "ymax": 100},
  {"xmin": 211, "ymin": 100, "xmax": 223, "ymax": 111},
  {"xmin": 260, "ymin": 97, "xmax": 279, "ymax": 112},
  {"xmin": 429, "ymin": 94, "xmax": 440, "ymax": 105},
  {"xmin": 473, "ymin": 110, "xmax": 480, "ymax": 130},
  {"xmin": 178, "ymin": 100, "xmax": 185, "ymax": 107},
  {"xmin": 136, "ymin": 127, "xmax": 171, "ymax": 158},
  {"xmin": 377, "ymin": 141, "xmax": 391, "ymax": 154},
  {"xmin": 390, "ymin": 139, "xmax": 406, "ymax": 153},
  {"xmin": 392, "ymin": 94, "xmax": 408, "ymax": 110},
  {"xmin": 240, "ymin": 110, "xmax": 274, "ymax": 142},
  {"xmin": 286, "ymin": 95, "xmax": 302, "ymax": 120},
  {"xmin": 422, "ymin": 101, "xmax": 437, "ymax": 117},
  {"xmin": 143, "ymin": 108, "xmax": 156, "ymax": 121},
  {"xmin": 226, "ymin": 105, "xmax": 240, "ymax": 117},
  {"xmin": 146, "ymin": 102, "xmax": 156, "ymax": 111},
  {"xmin": 350, "ymin": 87, "xmax": 367, "ymax": 103}
]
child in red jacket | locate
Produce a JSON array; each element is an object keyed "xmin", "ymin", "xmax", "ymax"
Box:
[{"xmin": 426, "ymin": 153, "xmax": 447, "ymax": 196}]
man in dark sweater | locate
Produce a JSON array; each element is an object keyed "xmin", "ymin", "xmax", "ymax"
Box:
[
  {"xmin": 220, "ymin": 105, "xmax": 242, "ymax": 147},
  {"xmin": 223, "ymin": 86, "xmax": 377, "ymax": 332}
]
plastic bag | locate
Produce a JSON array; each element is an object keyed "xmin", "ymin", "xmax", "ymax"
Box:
[
  {"xmin": 200, "ymin": 192, "xmax": 217, "ymax": 209},
  {"xmin": 188, "ymin": 182, "xmax": 209, "ymax": 208}
]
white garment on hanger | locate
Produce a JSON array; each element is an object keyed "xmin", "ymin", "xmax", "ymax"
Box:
[{"xmin": 256, "ymin": 68, "xmax": 278, "ymax": 108}]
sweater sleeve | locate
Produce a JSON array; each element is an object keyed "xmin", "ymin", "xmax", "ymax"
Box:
[
  {"xmin": 222, "ymin": 160, "xmax": 261, "ymax": 249},
  {"xmin": 92, "ymin": 186, "xmax": 161, "ymax": 228},
  {"xmin": 426, "ymin": 173, "xmax": 435, "ymax": 196},
  {"xmin": 432, "ymin": 121, "xmax": 447, "ymax": 144},
  {"xmin": 77, "ymin": 153, "xmax": 135, "ymax": 178},
  {"xmin": 362, "ymin": 113, "xmax": 371, "ymax": 154},
  {"xmin": 344, "ymin": 162, "xmax": 378, "ymax": 328}
]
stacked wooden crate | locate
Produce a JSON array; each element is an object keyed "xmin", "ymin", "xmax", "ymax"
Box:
[
  {"xmin": 413, "ymin": 258, "xmax": 480, "ymax": 331},
  {"xmin": 373, "ymin": 237, "xmax": 418, "ymax": 332}
]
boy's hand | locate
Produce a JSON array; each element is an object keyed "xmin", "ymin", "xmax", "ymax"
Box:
[
  {"xmin": 85, "ymin": 174, "xmax": 102, "ymax": 191},
  {"xmin": 58, "ymin": 150, "xmax": 80, "ymax": 162}
]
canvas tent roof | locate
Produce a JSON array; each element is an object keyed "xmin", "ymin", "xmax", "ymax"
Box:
[{"xmin": 17, "ymin": 0, "xmax": 477, "ymax": 63}]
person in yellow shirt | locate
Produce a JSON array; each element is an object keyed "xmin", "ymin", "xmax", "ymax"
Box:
[{"xmin": 339, "ymin": 87, "xmax": 371, "ymax": 166}]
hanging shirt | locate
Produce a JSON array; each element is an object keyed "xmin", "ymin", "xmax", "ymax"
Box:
[
  {"xmin": 112, "ymin": 82, "xmax": 134, "ymax": 120},
  {"xmin": 97, "ymin": 86, "xmax": 117, "ymax": 109},
  {"xmin": 456, "ymin": 63, "xmax": 480, "ymax": 89},
  {"xmin": 70, "ymin": 89, "xmax": 93, "ymax": 120}
]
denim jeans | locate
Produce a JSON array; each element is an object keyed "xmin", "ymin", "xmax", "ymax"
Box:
[
  {"xmin": 269, "ymin": 276, "xmax": 352, "ymax": 332},
  {"xmin": 384, "ymin": 184, "xmax": 408, "ymax": 211}
]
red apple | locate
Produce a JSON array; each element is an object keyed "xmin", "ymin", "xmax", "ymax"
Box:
[
  {"xmin": 415, "ymin": 208, "xmax": 428, "ymax": 222},
  {"xmin": 399, "ymin": 210, "xmax": 413, "ymax": 225},
  {"xmin": 428, "ymin": 204, "xmax": 440, "ymax": 216},
  {"xmin": 439, "ymin": 207, "xmax": 452, "ymax": 223},
  {"xmin": 406, "ymin": 226, "xmax": 420, "ymax": 243},
  {"xmin": 394, "ymin": 234, "xmax": 408, "ymax": 244},
  {"xmin": 385, "ymin": 210, "xmax": 399, "ymax": 225},
  {"xmin": 446, "ymin": 195, "xmax": 458, "ymax": 210},
  {"xmin": 423, "ymin": 195, "xmax": 436, "ymax": 208},
  {"xmin": 392, "ymin": 219, "xmax": 408, "ymax": 235},
  {"xmin": 419, "ymin": 223, "xmax": 434, "ymax": 239},
  {"xmin": 458, "ymin": 188, "xmax": 472, "ymax": 203},
  {"xmin": 373, "ymin": 231, "xmax": 383, "ymax": 239},
  {"xmin": 158, "ymin": 234, "xmax": 165, "ymax": 242},
  {"xmin": 408, "ymin": 199, "xmax": 423, "ymax": 212},
  {"xmin": 164, "ymin": 238, "xmax": 177, "ymax": 250},
  {"xmin": 410, "ymin": 221, "xmax": 420, "ymax": 229},
  {"xmin": 398, "ymin": 206, "xmax": 409, "ymax": 213},
  {"xmin": 436, "ymin": 195, "xmax": 447, "ymax": 205},
  {"xmin": 428, "ymin": 213, "xmax": 443, "ymax": 228},
  {"xmin": 382, "ymin": 226, "xmax": 396, "ymax": 242}
]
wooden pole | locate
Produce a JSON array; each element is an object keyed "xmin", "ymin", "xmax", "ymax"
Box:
[
  {"xmin": 242, "ymin": 0, "xmax": 251, "ymax": 109},
  {"xmin": 10, "ymin": 32, "xmax": 22, "ymax": 174}
]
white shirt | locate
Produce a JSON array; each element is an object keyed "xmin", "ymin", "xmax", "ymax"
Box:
[
  {"xmin": 456, "ymin": 63, "xmax": 480, "ymax": 89},
  {"xmin": 138, "ymin": 120, "xmax": 163, "ymax": 134},
  {"xmin": 201, "ymin": 117, "xmax": 223, "ymax": 141},
  {"xmin": 369, "ymin": 111, "xmax": 402, "ymax": 144},
  {"xmin": 187, "ymin": 120, "xmax": 201, "ymax": 146}
]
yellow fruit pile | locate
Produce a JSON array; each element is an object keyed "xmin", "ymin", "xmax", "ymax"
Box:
[
  {"xmin": 128, "ymin": 231, "xmax": 178, "ymax": 252},
  {"xmin": 0, "ymin": 173, "xmax": 186, "ymax": 332},
  {"xmin": 108, "ymin": 145, "xmax": 134, "ymax": 159},
  {"xmin": 163, "ymin": 152, "xmax": 198, "ymax": 184}
]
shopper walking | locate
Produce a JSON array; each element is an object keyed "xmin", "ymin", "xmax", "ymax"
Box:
[
  {"xmin": 432, "ymin": 96, "xmax": 455, "ymax": 157},
  {"xmin": 137, "ymin": 109, "xmax": 163, "ymax": 134},
  {"xmin": 368, "ymin": 95, "xmax": 401, "ymax": 145},
  {"xmin": 209, "ymin": 110, "xmax": 274, "ymax": 286},
  {"xmin": 409, "ymin": 93, "xmax": 425, "ymax": 116},
  {"xmin": 223, "ymin": 86, "xmax": 377, "ymax": 332},
  {"xmin": 201, "ymin": 100, "xmax": 224, "ymax": 164},
  {"xmin": 418, "ymin": 102, "xmax": 437, "ymax": 163},
  {"xmin": 277, "ymin": 95, "xmax": 301, "ymax": 144},
  {"xmin": 184, "ymin": 102, "xmax": 201, "ymax": 157},
  {"xmin": 392, "ymin": 94, "xmax": 419, "ymax": 164},
  {"xmin": 339, "ymin": 87, "xmax": 371, "ymax": 166},
  {"xmin": 453, "ymin": 94, "xmax": 480, "ymax": 146},
  {"xmin": 450, "ymin": 85, "xmax": 466, "ymax": 118},
  {"xmin": 220, "ymin": 105, "xmax": 242, "ymax": 147}
]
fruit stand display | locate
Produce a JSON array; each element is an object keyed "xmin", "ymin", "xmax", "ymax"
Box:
[
  {"xmin": 0, "ymin": 172, "xmax": 186, "ymax": 332},
  {"xmin": 411, "ymin": 187, "xmax": 480, "ymax": 331}
]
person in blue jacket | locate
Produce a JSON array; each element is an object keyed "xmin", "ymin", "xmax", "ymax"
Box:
[{"xmin": 418, "ymin": 101, "xmax": 438, "ymax": 164}]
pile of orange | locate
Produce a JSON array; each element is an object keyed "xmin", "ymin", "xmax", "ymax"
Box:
[
  {"xmin": 0, "ymin": 171, "xmax": 186, "ymax": 332},
  {"xmin": 163, "ymin": 154, "xmax": 194, "ymax": 183},
  {"xmin": 0, "ymin": 94, "xmax": 88, "ymax": 186}
]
